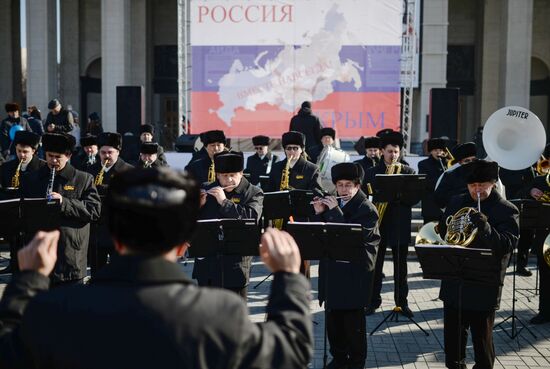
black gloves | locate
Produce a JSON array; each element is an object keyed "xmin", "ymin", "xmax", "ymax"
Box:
[{"xmin": 470, "ymin": 212, "xmax": 489, "ymax": 233}]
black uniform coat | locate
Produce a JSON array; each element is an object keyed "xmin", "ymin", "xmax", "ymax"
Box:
[
  {"xmin": 434, "ymin": 164, "xmax": 468, "ymax": 209},
  {"xmin": 364, "ymin": 160, "xmax": 416, "ymax": 245},
  {"xmin": 0, "ymin": 256, "xmax": 313, "ymax": 369},
  {"xmin": 244, "ymin": 152, "xmax": 278, "ymax": 185},
  {"xmin": 499, "ymin": 167, "xmax": 536, "ymax": 199},
  {"xmin": 89, "ymin": 158, "xmax": 134, "ymax": 249},
  {"xmin": 185, "ymin": 156, "xmax": 213, "ymax": 185},
  {"xmin": 437, "ymin": 191, "xmax": 519, "ymax": 311},
  {"xmin": 0, "ymin": 155, "xmax": 46, "ymax": 189},
  {"xmin": 312, "ymin": 190, "xmax": 381, "ymax": 309},
  {"xmin": 21, "ymin": 164, "xmax": 101, "ymax": 282},
  {"xmin": 193, "ymin": 177, "xmax": 263, "ymax": 288},
  {"xmin": 134, "ymin": 159, "xmax": 165, "ymax": 169},
  {"xmin": 265, "ymin": 157, "xmax": 323, "ymax": 194},
  {"xmin": 418, "ymin": 156, "xmax": 447, "ymax": 222}
]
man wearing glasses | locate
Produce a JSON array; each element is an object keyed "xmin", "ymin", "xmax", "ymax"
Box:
[{"xmin": 244, "ymin": 135, "xmax": 278, "ymax": 186}]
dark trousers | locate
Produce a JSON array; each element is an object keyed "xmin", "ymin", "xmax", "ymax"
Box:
[
  {"xmin": 51, "ymin": 278, "xmax": 85, "ymax": 288},
  {"xmin": 443, "ymin": 305, "xmax": 495, "ymax": 369},
  {"xmin": 199, "ymin": 280, "xmax": 248, "ymax": 301},
  {"xmin": 91, "ymin": 246, "xmax": 115, "ymax": 276},
  {"xmin": 371, "ymin": 241, "xmax": 409, "ymax": 307},
  {"xmin": 6, "ymin": 236, "xmax": 20, "ymax": 272},
  {"xmin": 326, "ymin": 309, "xmax": 366, "ymax": 368},
  {"xmin": 535, "ymin": 231, "xmax": 550, "ymax": 316},
  {"xmin": 517, "ymin": 229, "xmax": 534, "ymax": 269}
]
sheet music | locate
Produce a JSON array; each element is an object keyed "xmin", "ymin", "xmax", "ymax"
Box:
[
  {"xmin": 0, "ymin": 198, "xmax": 20, "ymax": 204},
  {"xmin": 289, "ymin": 221, "xmax": 362, "ymax": 227},
  {"xmin": 264, "ymin": 190, "xmax": 290, "ymax": 195}
]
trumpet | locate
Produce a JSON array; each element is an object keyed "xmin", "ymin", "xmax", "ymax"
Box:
[{"xmin": 46, "ymin": 166, "xmax": 56, "ymax": 200}]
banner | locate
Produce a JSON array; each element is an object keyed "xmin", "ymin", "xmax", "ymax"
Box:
[{"xmin": 190, "ymin": 0, "xmax": 402, "ymax": 138}]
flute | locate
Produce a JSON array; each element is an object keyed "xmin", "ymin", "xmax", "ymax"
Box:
[{"xmin": 309, "ymin": 195, "xmax": 350, "ymax": 204}]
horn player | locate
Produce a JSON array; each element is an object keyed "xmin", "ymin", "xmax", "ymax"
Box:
[{"xmin": 437, "ymin": 160, "xmax": 519, "ymax": 369}]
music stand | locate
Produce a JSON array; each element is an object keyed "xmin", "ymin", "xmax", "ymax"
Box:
[
  {"xmin": 286, "ymin": 221, "xmax": 365, "ymax": 369},
  {"xmin": 370, "ymin": 174, "xmax": 427, "ymax": 335},
  {"xmin": 495, "ymin": 199, "xmax": 545, "ymax": 340},
  {"xmin": 0, "ymin": 198, "xmax": 21, "ymax": 238},
  {"xmin": 259, "ymin": 175, "xmax": 270, "ymax": 190},
  {"xmin": 415, "ymin": 244, "xmax": 501, "ymax": 368},
  {"xmin": 189, "ymin": 219, "xmax": 260, "ymax": 289}
]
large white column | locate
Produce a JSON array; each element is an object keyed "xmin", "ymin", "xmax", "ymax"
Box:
[
  {"xmin": 0, "ymin": 0, "xmax": 22, "ymax": 105},
  {"xmin": 59, "ymin": 0, "xmax": 80, "ymax": 114},
  {"xmin": 498, "ymin": 0, "xmax": 533, "ymax": 108},
  {"xmin": 26, "ymin": 0, "xmax": 57, "ymax": 109},
  {"xmin": 101, "ymin": 0, "xmax": 131, "ymax": 132},
  {"xmin": 415, "ymin": 0, "xmax": 448, "ymax": 144}
]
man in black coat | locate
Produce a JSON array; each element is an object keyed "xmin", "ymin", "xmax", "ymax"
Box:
[
  {"xmin": 71, "ymin": 134, "xmax": 100, "ymax": 172},
  {"xmin": 244, "ymin": 135, "xmax": 278, "ymax": 186},
  {"xmin": 0, "ymin": 131, "xmax": 46, "ymax": 274},
  {"xmin": 434, "ymin": 142, "xmax": 477, "ymax": 209},
  {"xmin": 89, "ymin": 132, "xmax": 134, "ymax": 274},
  {"xmin": 437, "ymin": 160, "xmax": 519, "ymax": 369},
  {"xmin": 21, "ymin": 133, "xmax": 101, "ymax": 285},
  {"xmin": 0, "ymin": 102, "xmax": 32, "ymax": 159},
  {"xmin": 44, "ymin": 99, "xmax": 74, "ymax": 134},
  {"xmin": 312, "ymin": 162, "xmax": 380, "ymax": 369},
  {"xmin": 134, "ymin": 142, "xmax": 167, "ymax": 169},
  {"xmin": 138, "ymin": 124, "xmax": 168, "ymax": 166},
  {"xmin": 185, "ymin": 130, "xmax": 227, "ymax": 184},
  {"xmin": 522, "ymin": 168, "xmax": 550, "ymax": 324},
  {"xmin": 289, "ymin": 101, "xmax": 322, "ymax": 161},
  {"xmin": 364, "ymin": 131, "xmax": 416, "ymax": 317},
  {"xmin": 0, "ymin": 167, "xmax": 313, "ymax": 369},
  {"xmin": 266, "ymin": 131, "xmax": 323, "ymax": 194},
  {"xmin": 193, "ymin": 151, "xmax": 263, "ymax": 298},
  {"xmin": 418, "ymin": 137, "xmax": 448, "ymax": 223},
  {"xmin": 355, "ymin": 136, "xmax": 381, "ymax": 177}
]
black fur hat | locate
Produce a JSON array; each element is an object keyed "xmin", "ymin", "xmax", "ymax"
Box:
[
  {"xmin": 13, "ymin": 131, "xmax": 40, "ymax": 149},
  {"xmin": 80, "ymin": 135, "xmax": 98, "ymax": 147},
  {"xmin": 380, "ymin": 131, "xmax": 404, "ymax": 149},
  {"xmin": 42, "ymin": 133, "xmax": 75, "ymax": 154},
  {"xmin": 320, "ymin": 127, "xmax": 336, "ymax": 140},
  {"xmin": 214, "ymin": 151, "xmax": 244, "ymax": 173},
  {"xmin": 282, "ymin": 131, "xmax": 305, "ymax": 148},
  {"xmin": 252, "ymin": 135, "xmax": 270, "ymax": 146},
  {"xmin": 465, "ymin": 159, "xmax": 499, "ymax": 183},
  {"xmin": 139, "ymin": 124, "xmax": 154, "ymax": 135},
  {"xmin": 140, "ymin": 142, "xmax": 159, "ymax": 155},
  {"xmin": 451, "ymin": 142, "xmax": 477, "ymax": 162},
  {"xmin": 331, "ymin": 162, "xmax": 365, "ymax": 184},
  {"xmin": 98, "ymin": 132, "xmax": 122, "ymax": 151},
  {"xmin": 427, "ymin": 138, "xmax": 447, "ymax": 152},
  {"xmin": 200, "ymin": 130, "xmax": 226, "ymax": 145}
]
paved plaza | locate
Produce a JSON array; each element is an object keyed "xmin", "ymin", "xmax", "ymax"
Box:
[{"xmin": 1, "ymin": 250, "xmax": 549, "ymax": 369}]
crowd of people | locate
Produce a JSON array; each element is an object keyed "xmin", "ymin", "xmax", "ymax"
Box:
[{"xmin": 0, "ymin": 99, "xmax": 548, "ymax": 369}]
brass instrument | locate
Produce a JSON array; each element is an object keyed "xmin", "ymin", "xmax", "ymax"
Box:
[
  {"xmin": 87, "ymin": 153, "xmax": 96, "ymax": 166},
  {"xmin": 415, "ymin": 221, "xmax": 444, "ymax": 245},
  {"xmin": 543, "ymin": 232, "xmax": 550, "ymax": 267},
  {"xmin": 444, "ymin": 207, "xmax": 479, "ymax": 247},
  {"xmin": 536, "ymin": 155, "xmax": 550, "ymax": 176},
  {"xmin": 444, "ymin": 147, "xmax": 456, "ymax": 169},
  {"xmin": 11, "ymin": 160, "xmax": 23, "ymax": 188},
  {"xmin": 538, "ymin": 172, "xmax": 550, "ymax": 202},
  {"xmin": 207, "ymin": 161, "xmax": 215, "ymax": 183},
  {"xmin": 94, "ymin": 159, "xmax": 110, "ymax": 186},
  {"xmin": 143, "ymin": 160, "xmax": 152, "ymax": 168},
  {"xmin": 375, "ymin": 161, "xmax": 402, "ymax": 225},
  {"xmin": 46, "ymin": 166, "xmax": 56, "ymax": 200},
  {"xmin": 273, "ymin": 159, "xmax": 293, "ymax": 229}
]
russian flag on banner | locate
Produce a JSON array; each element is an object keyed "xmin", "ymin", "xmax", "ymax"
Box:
[{"xmin": 190, "ymin": 0, "xmax": 402, "ymax": 139}]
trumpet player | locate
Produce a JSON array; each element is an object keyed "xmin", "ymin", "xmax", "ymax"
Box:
[
  {"xmin": 437, "ymin": 160, "xmax": 519, "ymax": 369},
  {"xmin": 89, "ymin": 132, "xmax": 133, "ymax": 274},
  {"xmin": 194, "ymin": 151, "xmax": 263, "ymax": 299},
  {"xmin": 21, "ymin": 133, "xmax": 101, "ymax": 286},
  {"xmin": 364, "ymin": 131, "xmax": 416, "ymax": 318},
  {"xmin": 0, "ymin": 131, "xmax": 45, "ymax": 274},
  {"xmin": 136, "ymin": 142, "xmax": 166, "ymax": 169},
  {"xmin": 71, "ymin": 134, "xmax": 99, "ymax": 172},
  {"xmin": 418, "ymin": 137, "xmax": 448, "ymax": 223},
  {"xmin": 185, "ymin": 130, "xmax": 227, "ymax": 184},
  {"xmin": 311, "ymin": 162, "xmax": 380, "ymax": 369}
]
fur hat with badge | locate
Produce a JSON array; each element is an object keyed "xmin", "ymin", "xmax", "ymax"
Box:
[{"xmin": 98, "ymin": 132, "xmax": 122, "ymax": 151}]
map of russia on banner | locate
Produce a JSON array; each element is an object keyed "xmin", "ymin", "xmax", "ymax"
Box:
[{"xmin": 190, "ymin": 0, "xmax": 402, "ymax": 139}]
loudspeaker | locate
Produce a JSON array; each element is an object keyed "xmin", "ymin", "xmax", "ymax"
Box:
[
  {"xmin": 116, "ymin": 86, "xmax": 144, "ymax": 136},
  {"xmin": 429, "ymin": 88, "xmax": 460, "ymax": 140},
  {"xmin": 175, "ymin": 134, "xmax": 201, "ymax": 152}
]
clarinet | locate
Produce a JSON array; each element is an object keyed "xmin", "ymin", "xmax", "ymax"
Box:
[{"xmin": 46, "ymin": 166, "xmax": 56, "ymax": 200}]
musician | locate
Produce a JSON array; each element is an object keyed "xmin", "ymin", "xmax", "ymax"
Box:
[
  {"xmin": 434, "ymin": 142, "xmax": 477, "ymax": 209},
  {"xmin": 316, "ymin": 127, "xmax": 350, "ymax": 193},
  {"xmin": 139, "ymin": 124, "xmax": 168, "ymax": 166},
  {"xmin": 364, "ymin": 131, "xmax": 416, "ymax": 317},
  {"xmin": 185, "ymin": 129, "xmax": 226, "ymax": 184},
  {"xmin": 418, "ymin": 137, "xmax": 448, "ymax": 223},
  {"xmin": 244, "ymin": 135, "xmax": 278, "ymax": 186},
  {"xmin": 523, "ymin": 156, "xmax": 550, "ymax": 324},
  {"xmin": 266, "ymin": 131, "xmax": 323, "ymax": 194},
  {"xmin": 0, "ymin": 168, "xmax": 313, "ymax": 369},
  {"xmin": 21, "ymin": 133, "xmax": 101, "ymax": 286},
  {"xmin": 71, "ymin": 134, "xmax": 99, "ymax": 172},
  {"xmin": 355, "ymin": 136, "xmax": 381, "ymax": 175},
  {"xmin": 193, "ymin": 151, "xmax": 263, "ymax": 299},
  {"xmin": 312, "ymin": 162, "xmax": 380, "ymax": 369},
  {"xmin": 135, "ymin": 142, "xmax": 166, "ymax": 169},
  {"xmin": 89, "ymin": 132, "xmax": 133, "ymax": 274},
  {"xmin": 437, "ymin": 159, "xmax": 519, "ymax": 369},
  {"xmin": 0, "ymin": 131, "xmax": 45, "ymax": 274}
]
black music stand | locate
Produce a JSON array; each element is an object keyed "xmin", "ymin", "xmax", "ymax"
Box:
[
  {"xmin": 189, "ymin": 219, "xmax": 260, "ymax": 289},
  {"xmin": 259, "ymin": 175, "xmax": 270, "ymax": 190},
  {"xmin": 370, "ymin": 174, "xmax": 427, "ymax": 335},
  {"xmin": 286, "ymin": 221, "xmax": 365, "ymax": 369},
  {"xmin": 415, "ymin": 244, "xmax": 501, "ymax": 368},
  {"xmin": 494, "ymin": 199, "xmax": 546, "ymax": 340},
  {"xmin": 0, "ymin": 198, "xmax": 21, "ymax": 238}
]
